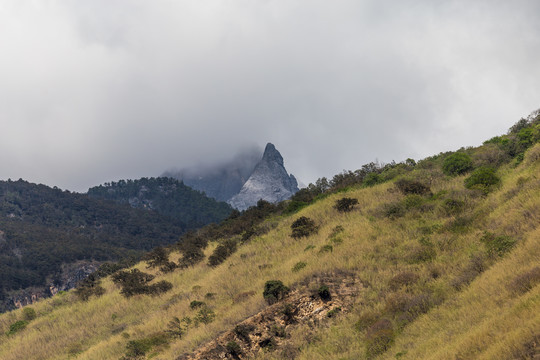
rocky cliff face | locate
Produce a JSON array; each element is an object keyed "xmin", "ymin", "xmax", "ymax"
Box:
[{"xmin": 228, "ymin": 143, "xmax": 299, "ymax": 210}]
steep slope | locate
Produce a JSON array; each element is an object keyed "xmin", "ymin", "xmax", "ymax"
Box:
[
  {"xmin": 0, "ymin": 179, "xmax": 184, "ymax": 312},
  {"xmin": 87, "ymin": 177, "xmax": 232, "ymax": 229},
  {"xmin": 0, "ymin": 115, "xmax": 539, "ymax": 360},
  {"xmin": 229, "ymin": 143, "xmax": 299, "ymax": 210}
]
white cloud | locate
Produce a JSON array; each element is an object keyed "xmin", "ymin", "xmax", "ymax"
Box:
[{"xmin": 0, "ymin": 0, "xmax": 538, "ymax": 191}]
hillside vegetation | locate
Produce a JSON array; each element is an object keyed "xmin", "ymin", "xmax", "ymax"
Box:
[
  {"xmin": 0, "ymin": 113, "xmax": 539, "ymax": 359},
  {"xmin": 87, "ymin": 177, "xmax": 232, "ymax": 228}
]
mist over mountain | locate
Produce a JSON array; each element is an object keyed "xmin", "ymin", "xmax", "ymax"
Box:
[
  {"xmin": 163, "ymin": 146, "xmax": 262, "ymax": 202},
  {"xmin": 229, "ymin": 143, "xmax": 299, "ymax": 210}
]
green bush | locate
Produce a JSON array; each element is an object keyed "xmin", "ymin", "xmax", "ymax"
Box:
[
  {"xmin": 189, "ymin": 300, "xmax": 206, "ymax": 309},
  {"xmin": 208, "ymin": 238, "xmax": 237, "ymax": 267},
  {"xmin": 291, "ymin": 216, "xmax": 318, "ymax": 238},
  {"xmin": 318, "ymin": 285, "xmax": 331, "ymax": 301},
  {"xmin": 480, "ymin": 232, "xmax": 516, "ymax": 257},
  {"xmin": 112, "ymin": 269, "xmax": 171, "ymax": 297},
  {"xmin": 442, "ymin": 152, "xmax": 473, "ymax": 176},
  {"xmin": 442, "ymin": 198, "xmax": 465, "ymax": 215},
  {"xmin": 147, "ymin": 280, "xmax": 173, "ymax": 295},
  {"xmin": 22, "ymin": 307, "xmax": 37, "ymax": 321},
  {"xmin": 6, "ymin": 320, "xmax": 28, "ymax": 336},
  {"xmin": 334, "ymin": 197, "xmax": 359, "ymax": 212},
  {"xmin": 327, "ymin": 307, "xmax": 341, "ymax": 318},
  {"xmin": 123, "ymin": 333, "xmax": 169, "ymax": 359},
  {"xmin": 194, "ymin": 307, "xmax": 215, "ymax": 325},
  {"xmin": 75, "ymin": 278, "xmax": 106, "ymax": 301},
  {"xmin": 395, "ymin": 179, "xmax": 431, "ymax": 195},
  {"xmin": 165, "ymin": 316, "xmax": 191, "ymax": 339},
  {"xmin": 263, "ymin": 280, "xmax": 289, "ymax": 305},
  {"xmin": 319, "ymin": 244, "xmax": 333, "ymax": 253},
  {"xmin": 464, "ymin": 166, "xmax": 500, "ymax": 193},
  {"xmin": 292, "ymin": 261, "xmax": 307, "ymax": 272}
]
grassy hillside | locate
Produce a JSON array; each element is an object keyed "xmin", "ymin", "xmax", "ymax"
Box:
[{"xmin": 0, "ymin": 116, "xmax": 539, "ymax": 359}]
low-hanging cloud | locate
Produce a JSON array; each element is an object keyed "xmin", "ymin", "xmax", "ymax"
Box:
[{"xmin": 1, "ymin": 0, "xmax": 539, "ymax": 192}]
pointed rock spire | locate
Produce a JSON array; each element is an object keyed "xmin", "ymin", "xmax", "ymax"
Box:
[{"xmin": 228, "ymin": 143, "xmax": 299, "ymax": 210}]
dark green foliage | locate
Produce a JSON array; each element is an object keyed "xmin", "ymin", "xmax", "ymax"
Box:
[
  {"xmin": 123, "ymin": 333, "xmax": 169, "ymax": 359},
  {"xmin": 189, "ymin": 300, "xmax": 206, "ymax": 309},
  {"xmin": 327, "ymin": 307, "xmax": 341, "ymax": 318},
  {"xmin": 226, "ymin": 341, "xmax": 242, "ymax": 357},
  {"xmin": 442, "ymin": 152, "xmax": 473, "ymax": 176},
  {"xmin": 75, "ymin": 277, "xmax": 106, "ymax": 301},
  {"xmin": 194, "ymin": 307, "xmax": 216, "ymax": 325},
  {"xmin": 304, "ymin": 244, "xmax": 316, "ymax": 252},
  {"xmin": 318, "ymin": 285, "xmax": 331, "ymax": 301},
  {"xmin": 365, "ymin": 319, "xmax": 395, "ymax": 358},
  {"xmin": 0, "ymin": 179, "xmax": 184, "ymax": 310},
  {"xmin": 176, "ymin": 232, "xmax": 208, "ymax": 268},
  {"xmin": 508, "ymin": 267, "xmax": 540, "ymax": 294},
  {"xmin": 403, "ymin": 195, "xmax": 424, "ymax": 209},
  {"xmin": 6, "ymin": 320, "xmax": 28, "ymax": 336},
  {"xmin": 363, "ymin": 173, "xmax": 382, "ymax": 186},
  {"xmin": 464, "ymin": 167, "xmax": 500, "ymax": 192},
  {"xmin": 165, "ymin": 316, "xmax": 191, "ymax": 339},
  {"xmin": 208, "ymin": 238, "xmax": 238, "ymax": 267},
  {"xmin": 334, "ymin": 197, "xmax": 359, "ymax": 212},
  {"xmin": 234, "ymin": 324, "xmax": 256, "ymax": 342},
  {"xmin": 281, "ymin": 303, "xmax": 296, "ymax": 322},
  {"xmin": 292, "ymin": 261, "xmax": 307, "ymax": 272},
  {"xmin": 395, "ymin": 179, "xmax": 431, "ymax": 195},
  {"xmin": 480, "ymin": 232, "xmax": 516, "ymax": 257},
  {"xmin": 22, "ymin": 307, "xmax": 36, "ymax": 321},
  {"xmin": 263, "ymin": 280, "xmax": 289, "ymax": 305},
  {"xmin": 442, "ymin": 198, "xmax": 465, "ymax": 215},
  {"xmin": 88, "ymin": 177, "xmax": 232, "ymax": 230},
  {"xmin": 145, "ymin": 247, "xmax": 177, "ymax": 273},
  {"xmin": 111, "ymin": 269, "xmax": 171, "ymax": 297},
  {"xmin": 147, "ymin": 280, "xmax": 173, "ymax": 295},
  {"xmin": 319, "ymin": 244, "xmax": 333, "ymax": 253},
  {"xmin": 290, "ymin": 216, "xmax": 318, "ymax": 238}
]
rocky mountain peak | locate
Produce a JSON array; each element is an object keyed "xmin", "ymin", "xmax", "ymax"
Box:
[
  {"xmin": 228, "ymin": 143, "xmax": 299, "ymax": 211},
  {"xmin": 261, "ymin": 143, "xmax": 284, "ymax": 166}
]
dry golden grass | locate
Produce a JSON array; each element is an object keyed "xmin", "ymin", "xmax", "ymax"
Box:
[{"xmin": 0, "ymin": 145, "xmax": 539, "ymax": 360}]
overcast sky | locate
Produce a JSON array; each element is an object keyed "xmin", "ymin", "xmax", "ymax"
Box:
[{"xmin": 1, "ymin": 1, "xmax": 539, "ymax": 192}]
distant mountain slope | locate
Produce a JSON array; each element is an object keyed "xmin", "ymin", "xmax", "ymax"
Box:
[
  {"xmin": 229, "ymin": 143, "xmax": 299, "ymax": 210},
  {"xmin": 0, "ymin": 179, "xmax": 185, "ymax": 311},
  {"xmin": 87, "ymin": 177, "xmax": 232, "ymax": 228},
  {"xmin": 163, "ymin": 147, "xmax": 261, "ymax": 202}
]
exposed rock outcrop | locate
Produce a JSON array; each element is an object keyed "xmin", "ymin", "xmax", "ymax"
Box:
[
  {"xmin": 180, "ymin": 272, "xmax": 360, "ymax": 360},
  {"xmin": 228, "ymin": 143, "xmax": 299, "ymax": 210}
]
